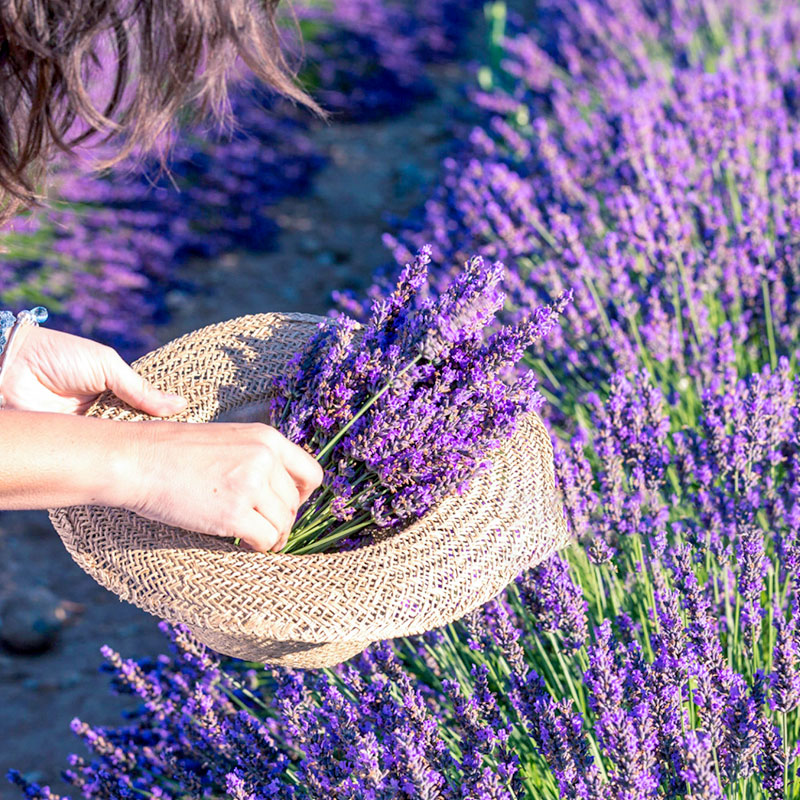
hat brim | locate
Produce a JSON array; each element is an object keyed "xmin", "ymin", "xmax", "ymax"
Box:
[{"xmin": 48, "ymin": 312, "xmax": 570, "ymax": 668}]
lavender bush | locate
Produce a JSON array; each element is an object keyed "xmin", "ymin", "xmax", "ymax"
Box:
[
  {"xmin": 294, "ymin": 0, "xmax": 483, "ymax": 120},
  {"xmin": 16, "ymin": 367, "xmax": 800, "ymax": 798},
  {"xmin": 13, "ymin": 0, "xmax": 800, "ymax": 798},
  {"xmin": 338, "ymin": 0, "xmax": 800, "ymax": 414}
]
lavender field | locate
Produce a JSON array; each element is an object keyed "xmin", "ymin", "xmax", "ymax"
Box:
[{"xmin": 6, "ymin": 0, "xmax": 800, "ymax": 798}]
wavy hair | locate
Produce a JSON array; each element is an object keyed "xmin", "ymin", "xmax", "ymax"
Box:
[{"xmin": 0, "ymin": 0, "xmax": 323, "ymax": 225}]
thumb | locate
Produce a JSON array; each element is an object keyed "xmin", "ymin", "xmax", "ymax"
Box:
[{"xmin": 104, "ymin": 353, "xmax": 188, "ymax": 417}]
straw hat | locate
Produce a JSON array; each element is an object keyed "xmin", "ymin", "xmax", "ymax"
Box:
[{"xmin": 48, "ymin": 312, "xmax": 570, "ymax": 669}]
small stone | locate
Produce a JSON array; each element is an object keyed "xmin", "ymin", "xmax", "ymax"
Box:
[{"xmin": 0, "ymin": 586, "xmax": 64, "ymax": 654}]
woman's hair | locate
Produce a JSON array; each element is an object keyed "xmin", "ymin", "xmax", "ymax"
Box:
[{"xmin": 0, "ymin": 0, "xmax": 323, "ymax": 225}]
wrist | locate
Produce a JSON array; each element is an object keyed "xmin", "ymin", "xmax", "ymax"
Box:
[{"xmin": 94, "ymin": 418, "xmax": 159, "ymax": 510}]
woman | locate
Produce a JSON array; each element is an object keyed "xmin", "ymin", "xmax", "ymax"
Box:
[{"xmin": 0, "ymin": 0, "xmax": 324, "ymax": 553}]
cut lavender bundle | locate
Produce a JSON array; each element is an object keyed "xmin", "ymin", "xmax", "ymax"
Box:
[{"xmin": 265, "ymin": 244, "xmax": 568, "ymax": 554}]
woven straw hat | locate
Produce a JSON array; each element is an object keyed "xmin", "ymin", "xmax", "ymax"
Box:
[{"xmin": 48, "ymin": 313, "xmax": 570, "ymax": 669}]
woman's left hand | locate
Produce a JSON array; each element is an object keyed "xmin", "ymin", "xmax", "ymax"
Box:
[{"xmin": 0, "ymin": 323, "xmax": 188, "ymax": 417}]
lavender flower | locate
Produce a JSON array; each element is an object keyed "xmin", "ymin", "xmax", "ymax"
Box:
[
  {"xmin": 676, "ymin": 730, "xmax": 723, "ymax": 799},
  {"xmin": 268, "ymin": 245, "xmax": 567, "ymax": 553},
  {"xmin": 517, "ymin": 552, "xmax": 588, "ymax": 651}
]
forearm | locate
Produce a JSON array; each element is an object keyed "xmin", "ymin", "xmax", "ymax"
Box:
[{"xmin": 0, "ymin": 410, "xmax": 137, "ymax": 510}]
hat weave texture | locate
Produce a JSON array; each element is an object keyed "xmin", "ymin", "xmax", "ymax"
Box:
[{"xmin": 48, "ymin": 312, "xmax": 570, "ymax": 668}]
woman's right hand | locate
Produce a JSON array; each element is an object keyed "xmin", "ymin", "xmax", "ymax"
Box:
[{"xmin": 119, "ymin": 421, "xmax": 323, "ymax": 553}]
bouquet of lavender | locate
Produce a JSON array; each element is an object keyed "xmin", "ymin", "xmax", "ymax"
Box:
[{"xmin": 264, "ymin": 244, "xmax": 568, "ymax": 555}]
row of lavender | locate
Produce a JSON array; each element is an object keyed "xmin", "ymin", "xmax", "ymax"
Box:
[
  {"xmin": 13, "ymin": 0, "xmax": 800, "ymax": 798},
  {"xmin": 0, "ymin": 0, "xmax": 477, "ymax": 361}
]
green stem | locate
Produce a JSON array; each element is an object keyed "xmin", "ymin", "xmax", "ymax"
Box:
[
  {"xmin": 767, "ymin": 563, "xmax": 776, "ymax": 675},
  {"xmin": 288, "ymin": 517, "xmax": 374, "ymax": 555},
  {"xmin": 315, "ymin": 354, "xmax": 422, "ymax": 463},
  {"xmin": 783, "ymin": 711, "xmax": 790, "ymax": 798},
  {"xmin": 287, "ymin": 481, "xmax": 377, "ymax": 547},
  {"xmin": 283, "ymin": 513, "xmax": 338, "ymax": 549},
  {"xmin": 584, "ymin": 274, "xmax": 613, "ymax": 338},
  {"xmin": 675, "ymin": 252, "xmax": 702, "ymax": 355},
  {"xmin": 633, "ymin": 532, "xmax": 658, "ymax": 657},
  {"xmin": 762, "ymin": 277, "xmax": 778, "ymax": 370},
  {"xmin": 532, "ymin": 631, "xmax": 566, "ymax": 698},
  {"xmin": 530, "ymin": 355, "xmax": 562, "ymax": 391},
  {"xmin": 545, "ymin": 631, "xmax": 586, "ymax": 712},
  {"xmin": 593, "ymin": 561, "xmax": 608, "ymax": 621},
  {"xmin": 294, "ymin": 486, "xmax": 335, "ymax": 527},
  {"xmin": 711, "ymin": 744, "xmax": 723, "ymax": 799},
  {"xmin": 724, "ymin": 566, "xmax": 735, "ymax": 666},
  {"xmin": 732, "ymin": 590, "xmax": 742, "ymax": 674}
]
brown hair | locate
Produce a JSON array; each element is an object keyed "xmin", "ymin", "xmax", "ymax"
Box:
[{"xmin": 0, "ymin": 0, "xmax": 324, "ymax": 225}]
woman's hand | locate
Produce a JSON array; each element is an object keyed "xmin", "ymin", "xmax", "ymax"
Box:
[
  {"xmin": 0, "ymin": 324, "xmax": 187, "ymax": 417},
  {"xmin": 0, "ymin": 324, "xmax": 324, "ymax": 551},
  {"xmin": 122, "ymin": 420, "xmax": 323, "ymax": 553}
]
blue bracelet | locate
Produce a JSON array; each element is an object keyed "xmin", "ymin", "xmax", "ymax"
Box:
[
  {"xmin": 0, "ymin": 306, "xmax": 48, "ymax": 355},
  {"xmin": 0, "ymin": 306, "xmax": 49, "ymax": 408},
  {"xmin": 0, "ymin": 310, "xmax": 17, "ymax": 354}
]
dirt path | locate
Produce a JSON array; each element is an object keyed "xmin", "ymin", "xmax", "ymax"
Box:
[
  {"xmin": 0, "ymin": 57, "xmax": 474, "ymax": 797},
  {"xmin": 158, "ymin": 59, "xmax": 466, "ymax": 340}
]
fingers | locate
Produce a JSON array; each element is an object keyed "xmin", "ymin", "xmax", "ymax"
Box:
[
  {"xmin": 238, "ymin": 487, "xmax": 295, "ymax": 553},
  {"xmin": 103, "ymin": 350, "xmax": 187, "ymax": 417},
  {"xmin": 256, "ymin": 495, "xmax": 295, "ymax": 553},
  {"xmin": 268, "ymin": 470, "xmax": 300, "ymax": 551},
  {"xmin": 237, "ymin": 430, "xmax": 315, "ymax": 554},
  {"xmin": 238, "ymin": 428, "xmax": 320, "ymax": 553},
  {"xmin": 259, "ymin": 483, "xmax": 296, "ymax": 543},
  {"xmin": 269, "ymin": 465, "xmax": 301, "ymax": 515},
  {"xmin": 233, "ymin": 509, "xmax": 282, "ymax": 554},
  {"xmin": 266, "ymin": 429, "xmax": 323, "ymax": 504}
]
